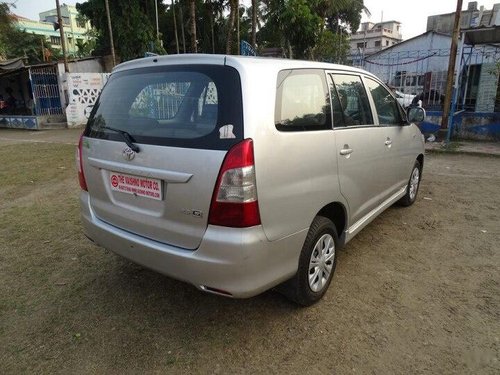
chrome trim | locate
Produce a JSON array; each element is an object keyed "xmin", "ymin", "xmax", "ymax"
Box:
[{"xmin": 88, "ymin": 157, "xmax": 193, "ymax": 183}]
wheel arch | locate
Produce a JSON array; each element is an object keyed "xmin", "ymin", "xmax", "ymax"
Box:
[
  {"xmin": 317, "ymin": 202, "xmax": 348, "ymax": 247},
  {"xmin": 417, "ymin": 153, "xmax": 424, "ymax": 168}
]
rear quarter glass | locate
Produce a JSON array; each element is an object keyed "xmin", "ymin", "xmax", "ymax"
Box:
[{"xmin": 84, "ymin": 64, "xmax": 243, "ymax": 150}]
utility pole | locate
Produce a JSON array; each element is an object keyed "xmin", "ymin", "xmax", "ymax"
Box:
[
  {"xmin": 104, "ymin": 0, "xmax": 116, "ymax": 67},
  {"xmin": 441, "ymin": 0, "xmax": 463, "ymax": 137},
  {"xmin": 55, "ymin": 0, "xmax": 68, "ymax": 72}
]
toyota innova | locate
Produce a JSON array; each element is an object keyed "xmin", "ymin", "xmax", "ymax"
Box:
[{"xmin": 78, "ymin": 54, "xmax": 425, "ymax": 305}]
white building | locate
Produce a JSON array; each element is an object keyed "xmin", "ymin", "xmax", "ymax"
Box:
[
  {"xmin": 427, "ymin": 1, "xmax": 500, "ymax": 34},
  {"xmin": 14, "ymin": 4, "xmax": 92, "ymax": 56},
  {"xmin": 361, "ymin": 30, "xmax": 500, "ymax": 112},
  {"xmin": 349, "ymin": 20, "xmax": 403, "ymax": 58}
]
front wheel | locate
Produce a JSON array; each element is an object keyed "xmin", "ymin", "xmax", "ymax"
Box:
[
  {"xmin": 280, "ymin": 216, "xmax": 338, "ymax": 306},
  {"xmin": 398, "ymin": 160, "xmax": 421, "ymax": 206}
]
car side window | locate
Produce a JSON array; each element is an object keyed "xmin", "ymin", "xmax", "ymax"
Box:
[
  {"xmin": 364, "ymin": 78, "xmax": 402, "ymax": 126},
  {"xmin": 329, "ymin": 74, "xmax": 373, "ymax": 127},
  {"xmin": 275, "ymin": 69, "xmax": 331, "ymax": 131}
]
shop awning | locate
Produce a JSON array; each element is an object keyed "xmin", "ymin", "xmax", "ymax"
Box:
[{"xmin": 0, "ymin": 57, "xmax": 25, "ymax": 72}]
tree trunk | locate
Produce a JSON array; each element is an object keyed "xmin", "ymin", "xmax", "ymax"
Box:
[
  {"xmin": 189, "ymin": 0, "xmax": 197, "ymax": 52},
  {"xmin": 209, "ymin": 1, "xmax": 215, "ymax": 53},
  {"xmin": 251, "ymin": 0, "xmax": 257, "ymax": 49},
  {"xmin": 226, "ymin": 0, "xmax": 237, "ymax": 54},
  {"xmin": 172, "ymin": 0, "xmax": 179, "ymax": 54},
  {"xmin": 179, "ymin": 1, "xmax": 186, "ymax": 53}
]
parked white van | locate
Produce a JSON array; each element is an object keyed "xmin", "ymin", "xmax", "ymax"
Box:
[{"xmin": 77, "ymin": 54, "xmax": 425, "ymax": 305}]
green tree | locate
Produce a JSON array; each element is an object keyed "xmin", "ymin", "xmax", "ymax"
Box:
[
  {"xmin": 311, "ymin": 29, "xmax": 349, "ymax": 63},
  {"xmin": 76, "ymin": 0, "xmax": 166, "ymax": 61},
  {"xmin": 0, "ymin": 2, "xmax": 12, "ymax": 59},
  {"xmin": 0, "ymin": 2, "xmax": 55, "ymax": 64},
  {"xmin": 259, "ymin": 0, "xmax": 367, "ymax": 61}
]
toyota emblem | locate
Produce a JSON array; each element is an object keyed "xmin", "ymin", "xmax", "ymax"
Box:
[{"xmin": 122, "ymin": 147, "xmax": 135, "ymax": 161}]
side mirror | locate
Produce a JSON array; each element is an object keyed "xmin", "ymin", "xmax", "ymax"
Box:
[{"xmin": 407, "ymin": 106, "xmax": 426, "ymax": 123}]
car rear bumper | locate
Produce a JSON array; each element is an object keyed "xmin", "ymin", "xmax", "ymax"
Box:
[{"xmin": 80, "ymin": 192, "xmax": 307, "ymax": 298}]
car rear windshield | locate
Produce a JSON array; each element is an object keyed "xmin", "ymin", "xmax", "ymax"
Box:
[{"xmin": 84, "ymin": 64, "xmax": 243, "ymax": 150}]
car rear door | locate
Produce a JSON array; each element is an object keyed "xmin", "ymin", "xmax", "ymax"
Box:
[{"xmin": 81, "ymin": 64, "xmax": 243, "ymax": 250}]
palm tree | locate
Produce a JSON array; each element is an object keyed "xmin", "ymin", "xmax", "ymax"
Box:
[
  {"xmin": 251, "ymin": 0, "xmax": 257, "ymax": 49},
  {"xmin": 226, "ymin": 0, "xmax": 238, "ymax": 54},
  {"xmin": 171, "ymin": 0, "xmax": 180, "ymax": 53},
  {"xmin": 188, "ymin": 0, "xmax": 197, "ymax": 52}
]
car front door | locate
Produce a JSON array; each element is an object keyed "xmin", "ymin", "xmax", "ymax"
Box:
[
  {"xmin": 328, "ymin": 73, "xmax": 396, "ymax": 227},
  {"xmin": 363, "ymin": 76, "xmax": 412, "ymax": 191}
]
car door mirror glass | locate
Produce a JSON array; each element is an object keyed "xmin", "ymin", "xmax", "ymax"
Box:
[{"xmin": 407, "ymin": 106, "xmax": 426, "ymax": 123}]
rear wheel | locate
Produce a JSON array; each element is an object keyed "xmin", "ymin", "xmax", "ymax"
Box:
[
  {"xmin": 398, "ymin": 160, "xmax": 421, "ymax": 206},
  {"xmin": 280, "ymin": 216, "xmax": 338, "ymax": 306}
]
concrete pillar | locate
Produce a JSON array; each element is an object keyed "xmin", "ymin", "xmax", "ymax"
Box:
[{"xmin": 475, "ymin": 63, "xmax": 499, "ymax": 112}]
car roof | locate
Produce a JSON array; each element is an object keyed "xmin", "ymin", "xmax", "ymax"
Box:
[{"xmin": 112, "ymin": 54, "xmax": 376, "ymax": 79}]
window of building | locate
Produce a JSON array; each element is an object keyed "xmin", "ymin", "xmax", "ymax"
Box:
[
  {"xmin": 50, "ymin": 36, "xmax": 61, "ymax": 45},
  {"xmin": 375, "ymin": 40, "xmax": 381, "ymax": 47},
  {"xmin": 77, "ymin": 18, "xmax": 86, "ymax": 28},
  {"xmin": 275, "ymin": 69, "xmax": 331, "ymax": 131},
  {"xmin": 464, "ymin": 64, "xmax": 482, "ymax": 110},
  {"xmin": 44, "ymin": 15, "xmax": 57, "ymax": 23},
  {"xmin": 386, "ymin": 40, "xmax": 390, "ymax": 46},
  {"xmin": 356, "ymin": 42, "xmax": 367, "ymax": 49}
]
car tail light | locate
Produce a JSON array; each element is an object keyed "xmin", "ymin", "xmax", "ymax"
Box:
[
  {"xmin": 208, "ymin": 139, "xmax": 261, "ymax": 227},
  {"xmin": 76, "ymin": 133, "xmax": 88, "ymax": 191}
]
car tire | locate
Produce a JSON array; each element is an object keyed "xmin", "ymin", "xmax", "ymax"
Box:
[
  {"xmin": 398, "ymin": 160, "xmax": 422, "ymax": 207},
  {"xmin": 279, "ymin": 216, "xmax": 338, "ymax": 306}
]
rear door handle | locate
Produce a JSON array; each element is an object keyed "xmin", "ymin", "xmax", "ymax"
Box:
[
  {"xmin": 340, "ymin": 148, "xmax": 353, "ymax": 155},
  {"xmin": 385, "ymin": 138, "xmax": 393, "ymax": 146}
]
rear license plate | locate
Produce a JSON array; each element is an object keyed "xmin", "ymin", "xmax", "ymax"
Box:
[{"xmin": 109, "ymin": 172, "xmax": 162, "ymax": 200}]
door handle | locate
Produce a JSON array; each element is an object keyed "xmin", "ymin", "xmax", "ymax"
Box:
[
  {"xmin": 340, "ymin": 148, "xmax": 353, "ymax": 155},
  {"xmin": 384, "ymin": 139, "xmax": 393, "ymax": 146}
]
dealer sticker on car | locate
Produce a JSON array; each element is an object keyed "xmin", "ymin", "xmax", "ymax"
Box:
[{"xmin": 109, "ymin": 172, "xmax": 162, "ymax": 200}]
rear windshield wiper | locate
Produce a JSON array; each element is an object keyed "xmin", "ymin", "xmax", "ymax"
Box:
[{"xmin": 102, "ymin": 126, "xmax": 140, "ymax": 153}]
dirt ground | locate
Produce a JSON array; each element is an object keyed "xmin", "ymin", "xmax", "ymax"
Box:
[{"xmin": 0, "ymin": 131, "xmax": 499, "ymax": 374}]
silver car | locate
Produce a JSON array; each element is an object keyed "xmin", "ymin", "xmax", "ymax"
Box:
[{"xmin": 77, "ymin": 54, "xmax": 425, "ymax": 305}]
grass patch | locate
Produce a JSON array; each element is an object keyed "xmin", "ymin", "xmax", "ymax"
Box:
[{"xmin": 0, "ymin": 143, "xmax": 76, "ymax": 203}]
